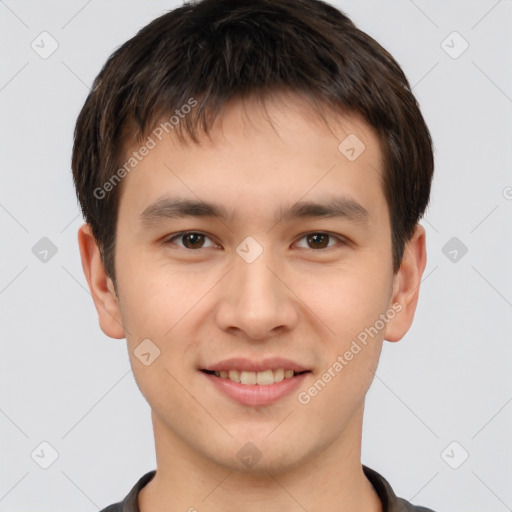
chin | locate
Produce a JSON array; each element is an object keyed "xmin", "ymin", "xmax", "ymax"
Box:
[{"xmin": 213, "ymin": 435, "xmax": 310, "ymax": 476}]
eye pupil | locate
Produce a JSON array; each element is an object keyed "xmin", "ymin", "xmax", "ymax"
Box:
[
  {"xmin": 308, "ymin": 233, "xmax": 329, "ymax": 249},
  {"xmin": 183, "ymin": 233, "xmax": 204, "ymax": 249}
]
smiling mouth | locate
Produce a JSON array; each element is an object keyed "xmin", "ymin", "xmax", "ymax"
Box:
[{"xmin": 201, "ymin": 368, "xmax": 310, "ymax": 386}]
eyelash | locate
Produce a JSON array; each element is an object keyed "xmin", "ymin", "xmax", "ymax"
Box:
[{"xmin": 163, "ymin": 231, "xmax": 348, "ymax": 251}]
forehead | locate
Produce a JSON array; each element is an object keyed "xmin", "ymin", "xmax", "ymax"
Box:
[{"xmin": 116, "ymin": 93, "xmax": 387, "ymax": 225}]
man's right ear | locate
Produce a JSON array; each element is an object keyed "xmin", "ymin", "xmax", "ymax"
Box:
[{"xmin": 77, "ymin": 223, "xmax": 126, "ymax": 339}]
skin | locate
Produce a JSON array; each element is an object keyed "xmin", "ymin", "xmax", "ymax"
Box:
[{"xmin": 78, "ymin": 92, "xmax": 426, "ymax": 512}]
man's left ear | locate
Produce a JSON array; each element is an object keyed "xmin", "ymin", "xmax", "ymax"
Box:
[{"xmin": 384, "ymin": 224, "xmax": 427, "ymax": 342}]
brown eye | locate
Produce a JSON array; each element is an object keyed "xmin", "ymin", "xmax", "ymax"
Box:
[
  {"xmin": 165, "ymin": 232, "xmax": 216, "ymax": 249},
  {"xmin": 295, "ymin": 232, "xmax": 344, "ymax": 250},
  {"xmin": 306, "ymin": 233, "xmax": 329, "ymax": 249},
  {"xmin": 181, "ymin": 233, "xmax": 205, "ymax": 249}
]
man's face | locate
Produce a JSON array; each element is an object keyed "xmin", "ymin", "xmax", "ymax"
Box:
[{"xmin": 103, "ymin": 94, "xmax": 405, "ymax": 472}]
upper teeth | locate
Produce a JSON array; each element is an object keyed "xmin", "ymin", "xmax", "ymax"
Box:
[{"xmin": 214, "ymin": 369, "xmax": 297, "ymax": 385}]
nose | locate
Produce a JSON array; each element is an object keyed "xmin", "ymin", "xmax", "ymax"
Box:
[{"xmin": 214, "ymin": 245, "xmax": 299, "ymax": 341}]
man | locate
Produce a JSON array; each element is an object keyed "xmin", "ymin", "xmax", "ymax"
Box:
[{"xmin": 72, "ymin": 0, "xmax": 436, "ymax": 510}]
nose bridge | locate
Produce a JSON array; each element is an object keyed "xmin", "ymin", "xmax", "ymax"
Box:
[
  {"xmin": 236, "ymin": 247, "xmax": 280, "ymax": 305},
  {"xmin": 235, "ymin": 238, "xmax": 283, "ymax": 311},
  {"xmin": 216, "ymin": 236, "xmax": 298, "ymax": 338}
]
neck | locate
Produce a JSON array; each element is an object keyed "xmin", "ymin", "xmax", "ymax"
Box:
[{"xmin": 139, "ymin": 404, "xmax": 382, "ymax": 512}]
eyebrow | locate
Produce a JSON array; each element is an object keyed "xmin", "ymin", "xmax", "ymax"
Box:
[{"xmin": 139, "ymin": 196, "xmax": 370, "ymax": 226}]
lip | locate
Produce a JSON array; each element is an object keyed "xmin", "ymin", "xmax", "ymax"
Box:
[
  {"xmin": 202, "ymin": 357, "xmax": 309, "ymax": 373},
  {"xmin": 201, "ymin": 370, "xmax": 310, "ymax": 406}
]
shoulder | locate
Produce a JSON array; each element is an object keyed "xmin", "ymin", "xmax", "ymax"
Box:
[
  {"xmin": 396, "ymin": 497, "xmax": 438, "ymax": 511},
  {"xmin": 96, "ymin": 470, "xmax": 157, "ymax": 512},
  {"xmin": 97, "ymin": 504, "xmax": 123, "ymax": 512},
  {"xmin": 363, "ymin": 465, "xmax": 439, "ymax": 512}
]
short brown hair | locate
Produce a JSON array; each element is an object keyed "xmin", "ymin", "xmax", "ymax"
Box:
[{"xmin": 72, "ymin": 0, "xmax": 434, "ymax": 287}]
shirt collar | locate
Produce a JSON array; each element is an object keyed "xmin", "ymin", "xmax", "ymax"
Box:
[{"xmin": 119, "ymin": 465, "xmax": 418, "ymax": 512}]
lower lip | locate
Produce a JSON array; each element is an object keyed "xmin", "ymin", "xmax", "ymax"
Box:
[{"xmin": 201, "ymin": 371, "xmax": 310, "ymax": 406}]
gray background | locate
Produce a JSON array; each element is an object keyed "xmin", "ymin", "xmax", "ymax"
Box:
[{"xmin": 1, "ymin": 0, "xmax": 511, "ymax": 510}]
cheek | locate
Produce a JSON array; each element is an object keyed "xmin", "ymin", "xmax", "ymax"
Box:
[
  {"xmin": 118, "ymin": 271, "xmax": 196, "ymax": 412},
  {"xmin": 117, "ymin": 256, "xmax": 195, "ymax": 339},
  {"xmin": 306, "ymin": 261, "xmax": 392, "ymax": 342},
  {"xmin": 310, "ymin": 262, "xmax": 390, "ymax": 407}
]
